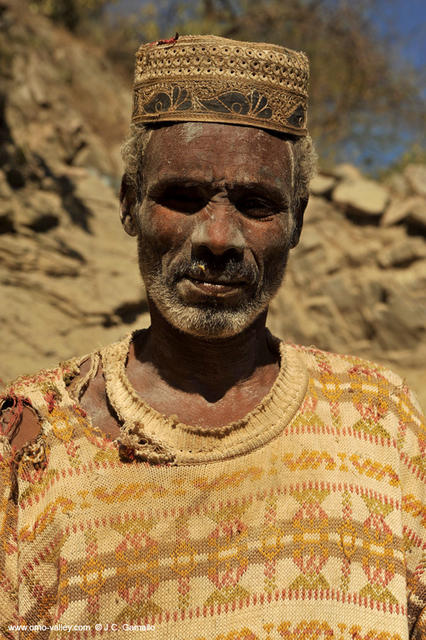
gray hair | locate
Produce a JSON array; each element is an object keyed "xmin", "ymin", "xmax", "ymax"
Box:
[{"xmin": 121, "ymin": 123, "xmax": 317, "ymax": 211}]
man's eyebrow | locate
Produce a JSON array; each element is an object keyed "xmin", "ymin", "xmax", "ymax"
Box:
[
  {"xmin": 147, "ymin": 177, "xmax": 209, "ymax": 191},
  {"xmin": 229, "ymin": 182, "xmax": 290, "ymax": 205},
  {"xmin": 147, "ymin": 177, "xmax": 290, "ymax": 203}
]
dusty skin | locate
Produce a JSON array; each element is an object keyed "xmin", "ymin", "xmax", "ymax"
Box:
[{"xmin": 8, "ymin": 122, "xmax": 307, "ymax": 445}]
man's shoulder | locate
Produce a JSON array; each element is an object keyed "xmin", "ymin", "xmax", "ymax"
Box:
[
  {"xmin": 0, "ymin": 333, "xmax": 131, "ymax": 449},
  {"xmin": 285, "ymin": 341, "xmax": 423, "ymax": 417},
  {"xmin": 288, "ymin": 341, "xmax": 405, "ymax": 387},
  {"xmin": 0, "ymin": 346, "xmax": 99, "ymax": 450},
  {"xmin": 0, "ymin": 353, "xmax": 87, "ymax": 410},
  {"xmin": 0, "ymin": 330, "xmax": 131, "ymax": 400}
]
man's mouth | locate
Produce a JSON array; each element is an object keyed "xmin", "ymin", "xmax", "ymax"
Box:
[
  {"xmin": 182, "ymin": 273, "xmax": 248, "ymax": 297},
  {"xmin": 186, "ymin": 275, "xmax": 245, "ymax": 292},
  {"xmin": 188, "ymin": 273, "xmax": 246, "ymax": 286}
]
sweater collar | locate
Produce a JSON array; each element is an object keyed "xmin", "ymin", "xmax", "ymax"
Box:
[{"xmin": 101, "ymin": 331, "xmax": 308, "ymax": 465}]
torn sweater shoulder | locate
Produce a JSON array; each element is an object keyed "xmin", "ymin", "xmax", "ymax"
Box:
[{"xmin": 0, "ymin": 350, "xmax": 99, "ymax": 454}]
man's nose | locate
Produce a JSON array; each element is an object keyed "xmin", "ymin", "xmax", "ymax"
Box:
[{"xmin": 190, "ymin": 201, "xmax": 246, "ymax": 257}]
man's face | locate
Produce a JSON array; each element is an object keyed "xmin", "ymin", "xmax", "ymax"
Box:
[{"xmin": 130, "ymin": 122, "xmax": 299, "ymax": 338}]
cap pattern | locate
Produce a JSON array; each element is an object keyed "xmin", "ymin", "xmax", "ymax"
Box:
[{"xmin": 133, "ymin": 35, "xmax": 309, "ymax": 136}]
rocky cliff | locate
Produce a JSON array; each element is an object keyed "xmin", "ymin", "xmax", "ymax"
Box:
[
  {"xmin": 268, "ymin": 163, "xmax": 426, "ymax": 408},
  {"xmin": 1, "ymin": 0, "xmax": 425, "ymax": 408}
]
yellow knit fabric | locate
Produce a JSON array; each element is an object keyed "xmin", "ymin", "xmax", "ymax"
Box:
[{"xmin": 0, "ymin": 334, "xmax": 425, "ymax": 640}]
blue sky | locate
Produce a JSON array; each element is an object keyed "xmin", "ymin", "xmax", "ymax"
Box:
[{"xmin": 372, "ymin": 0, "xmax": 425, "ymax": 70}]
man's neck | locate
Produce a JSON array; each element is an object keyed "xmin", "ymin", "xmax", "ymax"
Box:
[{"xmin": 130, "ymin": 304, "xmax": 278, "ymax": 403}]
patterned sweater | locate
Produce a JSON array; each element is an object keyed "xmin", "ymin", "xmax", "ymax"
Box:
[{"xmin": 0, "ymin": 333, "xmax": 425, "ymax": 640}]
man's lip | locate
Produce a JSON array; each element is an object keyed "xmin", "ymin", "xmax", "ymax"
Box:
[
  {"xmin": 185, "ymin": 274, "xmax": 247, "ymax": 286},
  {"xmin": 182, "ymin": 276, "xmax": 246, "ymax": 297}
]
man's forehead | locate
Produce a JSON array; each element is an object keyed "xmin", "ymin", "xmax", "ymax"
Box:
[
  {"xmin": 176, "ymin": 121, "xmax": 274, "ymax": 144},
  {"xmin": 147, "ymin": 120, "xmax": 281, "ymax": 144},
  {"xmin": 143, "ymin": 122, "xmax": 293, "ymax": 189},
  {"xmin": 179, "ymin": 122, "xmax": 214, "ymax": 144}
]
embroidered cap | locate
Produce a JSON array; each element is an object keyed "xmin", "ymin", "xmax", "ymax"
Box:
[{"xmin": 132, "ymin": 35, "xmax": 309, "ymax": 136}]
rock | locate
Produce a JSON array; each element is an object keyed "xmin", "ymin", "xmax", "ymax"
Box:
[
  {"xmin": 408, "ymin": 199, "xmax": 426, "ymax": 232},
  {"xmin": 0, "ymin": 171, "xmax": 13, "ymax": 198},
  {"xmin": 381, "ymin": 196, "xmax": 425, "ymax": 227},
  {"xmin": 388, "ymin": 285, "xmax": 426, "ymax": 332},
  {"xmin": 332, "ymin": 178, "xmax": 389, "ymax": 216},
  {"xmin": 321, "ymin": 272, "xmax": 360, "ymax": 312},
  {"xmin": 332, "ymin": 163, "xmax": 362, "ymax": 182},
  {"xmin": 384, "ymin": 172, "xmax": 410, "ymax": 198},
  {"xmin": 309, "ymin": 174, "xmax": 336, "ymax": 196},
  {"xmin": 404, "ymin": 164, "xmax": 426, "ymax": 197},
  {"xmin": 303, "ymin": 195, "xmax": 336, "ymax": 223},
  {"xmin": 297, "ymin": 226, "xmax": 322, "ymax": 251},
  {"xmin": 37, "ymin": 253, "xmax": 81, "ymax": 277},
  {"xmin": 345, "ymin": 236, "xmax": 383, "ymax": 266},
  {"xmin": 377, "ymin": 239, "xmax": 426, "ymax": 268},
  {"xmin": 0, "ymin": 211, "xmax": 14, "ymax": 234},
  {"xmin": 27, "ymin": 53, "xmax": 50, "ymax": 106},
  {"xmin": 6, "ymin": 167, "xmax": 25, "ymax": 189},
  {"xmin": 15, "ymin": 191, "xmax": 63, "ymax": 231}
]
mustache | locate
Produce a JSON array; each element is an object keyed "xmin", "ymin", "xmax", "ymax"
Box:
[{"xmin": 168, "ymin": 255, "xmax": 258, "ymax": 286}]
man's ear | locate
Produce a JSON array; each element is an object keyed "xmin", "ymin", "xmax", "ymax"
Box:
[
  {"xmin": 119, "ymin": 174, "xmax": 139, "ymax": 237},
  {"xmin": 290, "ymin": 194, "xmax": 308, "ymax": 248}
]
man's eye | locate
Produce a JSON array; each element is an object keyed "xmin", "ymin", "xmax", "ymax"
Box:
[
  {"xmin": 155, "ymin": 188, "xmax": 206, "ymax": 213},
  {"xmin": 236, "ymin": 198, "xmax": 275, "ymax": 217}
]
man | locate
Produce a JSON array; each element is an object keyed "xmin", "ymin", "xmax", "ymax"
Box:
[{"xmin": 0, "ymin": 35, "xmax": 424, "ymax": 639}]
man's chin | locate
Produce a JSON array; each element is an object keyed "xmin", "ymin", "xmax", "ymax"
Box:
[
  {"xmin": 146, "ymin": 274, "xmax": 279, "ymax": 339},
  {"xmin": 153, "ymin": 295, "xmax": 266, "ymax": 339}
]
